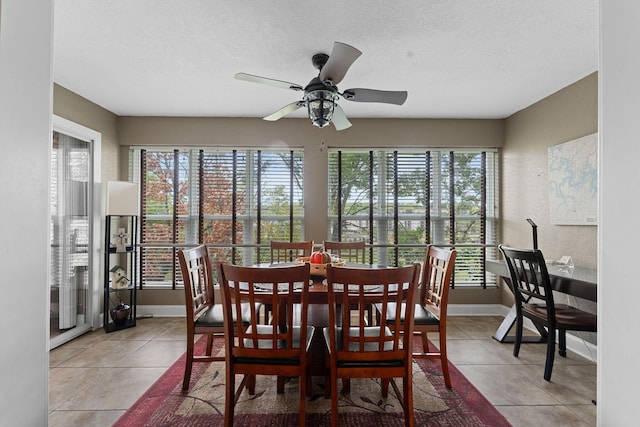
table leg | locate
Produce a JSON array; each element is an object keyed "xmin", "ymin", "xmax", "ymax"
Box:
[
  {"xmin": 308, "ymin": 304, "xmax": 329, "ymax": 377},
  {"xmin": 492, "ymin": 304, "xmax": 548, "ymax": 343}
]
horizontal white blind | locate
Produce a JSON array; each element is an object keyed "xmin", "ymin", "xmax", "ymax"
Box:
[
  {"xmin": 130, "ymin": 148, "xmax": 304, "ymax": 288},
  {"xmin": 328, "ymin": 148, "xmax": 499, "ymax": 287}
]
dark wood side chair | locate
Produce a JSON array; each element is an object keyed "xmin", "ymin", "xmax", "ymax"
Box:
[
  {"xmin": 377, "ymin": 245, "xmax": 457, "ymax": 388},
  {"xmin": 269, "ymin": 240, "xmax": 313, "ymax": 263},
  {"xmin": 322, "ymin": 240, "xmax": 366, "ymax": 263},
  {"xmin": 498, "ymin": 245, "xmax": 597, "ymax": 381},
  {"xmin": 177, "ymin": 245, "xmax": 256, "ymax": 391},
  {"xmin": 216, "ymin": 262, "xmax": 314, "ymax": 427},
  {"xmin": 323, "ymin": 240, "xmax": 372, "ymax": 324},
  {"xmin": 324, "ymin": 263, "xmax": 420, "ymax": 427}
]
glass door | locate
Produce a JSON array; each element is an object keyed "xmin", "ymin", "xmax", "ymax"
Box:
[{"xmin": 50, "ymin": 116, "xmax": 100, "ymax": 349}]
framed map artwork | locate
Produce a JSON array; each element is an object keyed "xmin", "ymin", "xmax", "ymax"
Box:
[{"xmin": 548, "ymin": 133, "xmax": 598, "ymax": 225}]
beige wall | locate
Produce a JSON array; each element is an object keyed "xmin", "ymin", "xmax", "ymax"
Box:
[
  {"xmin": 502, "ymin": 72, "xmax": 598, "ymax": 267},
  {"xmin": 53, "ymin": 84, "xmax": 120, "ymax": 184},
  {"xmin": 55, "ymin": 76, "xmax": 598, "ymax": 310},
  {"xmin": 118, "ymin": 116, "xmax": 505, "ymax": 305},
  {"xmin": 501, "ymin": 73, "xmax": 598, "ymax": 346}
]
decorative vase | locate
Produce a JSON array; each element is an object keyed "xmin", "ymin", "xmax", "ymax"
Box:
[{"xmin": 110, "ymin": 301, "xmax": 131, "ymax": 325}]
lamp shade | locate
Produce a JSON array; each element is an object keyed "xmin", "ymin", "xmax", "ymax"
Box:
[{"xmin": 106, "ymin": 181, "xmax": 139, "ymax": 216}]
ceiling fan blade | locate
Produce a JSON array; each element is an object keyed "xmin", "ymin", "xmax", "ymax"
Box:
[
  {"xmin": 319, "ymin": 42, "xmax": 362, "ymax": 85},
  {"xmin": 342, "ymin": 88, "xmax": 408, "ymax": 105},
  {"xmin": 235, "ymin": 72, "xmax": 303, "ymax": 91},
  {"xmin": 331, "ymin": 104, "xmax": 352, "ymax": 131},
  {"xmin": 263, "ymin": 101, "xmax": 304, "ymax": 121}
]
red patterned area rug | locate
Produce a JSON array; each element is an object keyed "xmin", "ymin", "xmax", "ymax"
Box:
[{"xmin": 114, "ymin": 336, "xmax": 511, "ymax": 426}]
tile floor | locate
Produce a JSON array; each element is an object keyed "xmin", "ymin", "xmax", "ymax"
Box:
[{"xmin": 48, "ymin": 315, "xmax": 596, "ymax": 426}]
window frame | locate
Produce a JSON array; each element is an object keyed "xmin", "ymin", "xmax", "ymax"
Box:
[
  {"xmin": 327, "ymin": 148, "xmax": 500, "ymax": 288},
  {"xmin": 130, "ymin": 147, "xmax": 305, "ymax": 288}
]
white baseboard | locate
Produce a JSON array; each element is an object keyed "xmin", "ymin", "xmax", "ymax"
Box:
[
  {"xmin": 137, "ymin": 303, "xmax": 597, "ymax": 363},
  {"xmin": 563, "ymin": 332, "xmax": 597, "ymax": 363},
  {"xmin": 449, "ymin": 304, "xmax": 597, "ymax": 363},
  {"xmin": 146, "ymin": 304, "xmax": 510, "ymax": 318},
  {"xmin": 448, "ymin": 303, "xmax": 507, "ymax": 316},
  {"xmin": 137, "ymin": 305, "xmax": 185, "ymax": 317}
]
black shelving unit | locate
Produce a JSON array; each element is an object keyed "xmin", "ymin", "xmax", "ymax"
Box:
[{"xmin": 103, "ymin": 215, "xmax": 137, "ymax": 333}]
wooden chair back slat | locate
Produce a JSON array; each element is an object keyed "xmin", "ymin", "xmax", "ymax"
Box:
[
  {"xmin": 323, "ymin": 240, "xmax": 366, "ymax": 263},
  {"xmin": 420, "ymin": 245, "xmax": 456, "ymax": 319},
  {"xmin": 270, "ymin": 240, "xmax": 313, "ymax": 263}
]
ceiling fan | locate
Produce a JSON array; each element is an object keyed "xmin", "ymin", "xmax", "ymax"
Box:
[{"xmin": 234, "ymin": 42, "xmax": 408, "ymax": 131}]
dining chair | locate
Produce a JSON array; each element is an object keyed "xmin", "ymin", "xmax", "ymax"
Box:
[
  {"xmin": 498, "ymin": 245, "xmax": 597, "ymax": 381},
  {"xmin": 270, "ymin": 240, "xmax": 313, "ymax": 263},
  {"xmin": 323, "ymin": 240, "xmax": 374, "ymax": 324},
  {"xmin": 322, "ymin": 240, "xmax": 366, "ymax": 263},
  {"xmin": 177, "ymin": 245, "xmax": 256, "ymax": 391},
  {"xmin": 266, "ymin": 240, "xmax": 313, "ymax": 323},
  {"xmin": 376, "ymin": 245, "xmax": 457, "ymax": 388},
  {"xmin": 324, "ymin": 263, "xmax": 420, "ymax": 427},
  {"xmin": 216, "ymin": 262, "xmax": 314, "ymax": 427}
]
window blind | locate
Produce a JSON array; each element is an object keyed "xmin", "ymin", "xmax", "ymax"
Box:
[
  {"xmin": 131, "ymin": 148, "xmax": 304, "ymax": 288},
  {"xmin": 328, "ymin": 148, "xmax": 499, "ymax": 287}
]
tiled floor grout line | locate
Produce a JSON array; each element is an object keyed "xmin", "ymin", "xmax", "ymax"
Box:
[{"xmin": 49, "ymin": 316, "xmax": 596, "ymax": 426}]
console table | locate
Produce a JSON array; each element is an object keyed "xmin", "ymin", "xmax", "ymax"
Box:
[{"xmin": 485, "ymin": 260, "xmax": 597, "ymax": 343}]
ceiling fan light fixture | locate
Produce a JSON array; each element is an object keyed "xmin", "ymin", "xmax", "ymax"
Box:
[
  {"xmin": 305, "ymin": 89, "xmax": 337, "ymax": 128},
  {"xmin": 235, "ymin": 41, "xmax": 407, "ymax": 131}
]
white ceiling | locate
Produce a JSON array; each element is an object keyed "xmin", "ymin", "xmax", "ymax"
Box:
[{"xmin": 53, "ymin": 1, "xmax": 598, "ymax": 120}]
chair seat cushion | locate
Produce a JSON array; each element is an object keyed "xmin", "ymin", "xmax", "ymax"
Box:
[
  {"xmin": 523, "ymin": 303, "xmax": 597, "ymax": 328},
  {"xmin": 322, "ymin": 326, "xmax": 404, "ymax": 367},
  {"xmin": 242, "ymin": 325, "xmax": 315, "ymax": 350},
  {"xmin": 234, "ymin": 356, "xmax": 302, "ymax": 366},
  {"xmin": 375, "ymin": 302, "xmax": 440, "ymax": 326},
  {"xmin": 322, "ymin": 326, "xmax": 394, "ymax": 352},
  {"xmin": 195, "ymin": 302, "xmax": 257, "ymax": 328}
]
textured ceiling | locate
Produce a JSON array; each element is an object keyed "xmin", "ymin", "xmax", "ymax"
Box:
[{"xmin": 53, "ymin": 1, "xmax": 598, "ymax": 120}]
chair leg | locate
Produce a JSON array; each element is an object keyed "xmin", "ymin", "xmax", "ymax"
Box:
[
  {"xmin": 224, "ymin": 368, "xmax": 235, "ymax": 427},
  {"xmin": 544, "ymin": 329, "xmax": 556, "ymax": 381},
  {"xmin": 421, "ymin": 331, "xmax": 430, "ymax": 353},
  {"xmin": 331, "ymin": 366, "xmax": 339, "ymax": 427},
  {"xmin": 558, "ymin": 329, "xmax": 567, "ymax": 357},
  {"xmin": 381, "ymin": 378, "xmax": 389, "ymax": 397},
  {"xmin": 247, "ymin": 374, "xmax": 256, "ymax": 395},
  {"xmin": 306, "ymin": 365, "xmax": 313, "ymax": 398},
  {"xmin": 205, "ymin": 334, "xmax": 214, "ymax": 356},
  {"xmin": 513, "ymin": 314, "xmax": 523, "ymax": 357},
  {"xmin": 299, "ymin": 371, "xmax": 307, "ymax": 427},
  {"xmin": 277, "ymin": 375, "xmax": 285, "ymax": 394},
  {"xmin": 341, "ymin": 377, "xmax": 351, "ymax": 393},
  {"xmin": 324, "ymin": 357, "xmax": 331, "ymax": 399},
  {"xmin": 182, "ymin": 338, "xmax": 194, "ymax": 391},
  {"xmin": 404, "ymin": 372, "xmax": 415, "ymax": 427},
  {"xmin": 439, "ymin": 330, "xmax": 452, "ymax": 388}
]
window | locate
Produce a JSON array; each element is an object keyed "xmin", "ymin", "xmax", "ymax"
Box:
[
  {"xmin": 328, "ymin": 149, "xmax": 499, "ymax": 287},
  {"xmin": 130, "ymin": 148, "xmax": 304, "ymax": 288}
]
